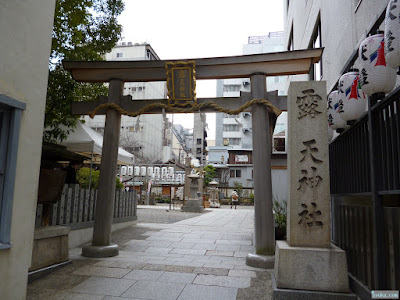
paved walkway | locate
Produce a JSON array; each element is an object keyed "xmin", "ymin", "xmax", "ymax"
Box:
[{"xmin": 27, "ymin": 206, "xmax": 273, "ymax": 300}]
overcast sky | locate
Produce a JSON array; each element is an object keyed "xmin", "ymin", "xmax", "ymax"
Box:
[{"xmin": 118, "ymin": 0, "xmax": 285, "ymax": 139}]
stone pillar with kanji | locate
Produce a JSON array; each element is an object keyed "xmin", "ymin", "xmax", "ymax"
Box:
[{"xmin": 274, "ymin": 81, "xmax": 353, "ymax": 299}]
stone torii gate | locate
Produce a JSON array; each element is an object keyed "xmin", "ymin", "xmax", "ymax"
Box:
[{"xmin": 63, "ymin": 49, "xmax": 322, "ymax": 259}]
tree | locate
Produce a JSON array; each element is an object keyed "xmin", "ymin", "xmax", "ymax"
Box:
[
  {"xmin": 203, "ymin": 165, "xmax": 217, "ymax": 187},
  {"xmin": 44, "ymin": 0, "xmax": 124, "ymax": 142}
]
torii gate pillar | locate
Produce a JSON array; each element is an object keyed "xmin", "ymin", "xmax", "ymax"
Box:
[
  {"xmin": 82, "ymin": 79, "xmax": 123, "ymax": 257},
  {"xmin": 248, "ymin": 75, "xmax": 275, "ymax": 265}
]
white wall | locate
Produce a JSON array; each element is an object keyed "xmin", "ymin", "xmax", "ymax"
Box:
[
  {"xmin": 285, "ymin": 0, "xmax": 390, "ymax": 91},
  {"xmin": 0, "ymin": 1, "xmax": 55, "ymax": 298}
]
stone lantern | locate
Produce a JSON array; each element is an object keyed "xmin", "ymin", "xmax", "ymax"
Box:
[
  {"xmin": 181, "ymin": 173, "xmax": 204, "ymax": 212},
  {"xmin": 208, "ymin": 180, "xmax": 220, "ymax": 208}
]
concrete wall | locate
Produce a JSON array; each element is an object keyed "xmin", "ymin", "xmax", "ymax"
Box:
[
  {"xmin": 69, "ymin": 220, "xmax": 137, "ymax": 249},
  {"xmin": 285, "ymin": 0, "xmax": 390, "ymax": 91},
  {"xmin": 228, "ymin": 165, "xmax": 253, "ymax": 189},
  {"xmin": 0, "ymin": 1, "xmax": 55, "ymax": 299}
]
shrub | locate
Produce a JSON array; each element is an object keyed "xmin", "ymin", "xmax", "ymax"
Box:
[
  {"xmin": 77, "ymin": 167, "xmax": 124, "ymax": 189},
  {"xmin": 249, "ymin": 193, "xmax": 254, "ymax": 204},
  {"xmin": 273, "ymin": 199, "xmax": 287, "ymax": 229}
]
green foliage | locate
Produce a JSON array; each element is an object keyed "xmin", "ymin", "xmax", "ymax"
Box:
[
  {"xmin": 203, "ymin": 165, "xmax": 217, "ymax": 187},
  {"xmin": 77, "ymin": 167, "xmax": 124, "ymax": 189},
  {"xmin": 115, "ymin": 177, "xmax": 124, "ymax": 189},
  {"xmin": 249, "ymin": 193, "xmax": 254, "ymax": 204},
  {"xmin": 44, "ymin": 0, "xmax": 124, "ymax": 142},
  {"xmin": 77, "ymin": 167, "xmax": 100, "ymax": 189},
  {"xmin": 233, "ymin": 181, "xmax": 243, "ymax": 198},
  {"xmin": 273, "ymin": 199, "xmax": 287, "ymax": 229}
]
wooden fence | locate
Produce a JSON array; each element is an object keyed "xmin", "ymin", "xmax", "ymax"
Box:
[{"xmin": 35, "ymin": 184, "xmax": 137, "ymax": 229}]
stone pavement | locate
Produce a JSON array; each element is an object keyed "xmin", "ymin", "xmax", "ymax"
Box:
[{"xmin": 27, "ymin": 206, "xmax": 273, "ymax": 300}]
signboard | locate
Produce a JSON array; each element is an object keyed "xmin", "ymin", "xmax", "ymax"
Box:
[
  {"xmin": 166, "ymin": 61, "xmax": 196, "ymax": 106},
  {"xmin": 235, "ymin": 155, "xmax": 249, "ymax": 163}
]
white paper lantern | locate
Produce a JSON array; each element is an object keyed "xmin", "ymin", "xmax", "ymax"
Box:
[
  {"xmin": 385, "ymin": 0, "xmax": 400, "ymax": 68},
  {"xmin": 154, "ymin": 167, "xmax": 160, "ymax": 179},
  {"xmin": 168, "ymin": 167, "xmax": 174, "ymax": 178},
  {"xmin": 176, "ymin": 173, "xmax": 182, "ymax": 182},
  {"xmin": 140, "ymin": 166, "xmax": 146, "ymax": 177},
  {"xmin": 127, "ymin": 166, "xmax": 133, "ymax": 176},
  {"xmin": 134, "ymin": 166, "xmax": 140, "ymax": 176},
  {"xmin": 147, "ymin": 167, "xmax": 153, "ymax": 177},
  {"xmin": 327, "ymin": 90, "xmax": 348, "ymax": 131},
  {"xmin": 161, "ymin": 167, "xmax": 168, "ymax": 179},
  {"xmin": 121, "ymin": 166, "xmax": 127, "ymax": 176},
  {"xmin": 359, "ymin": 33, "xmax": 396, "ymax": 96},
  {"xmin": 328, "ymin": 125, "xmax": 334, "ymax": 142},
  {"xmin": 338, "ymin": 71, "xmax": 367, "ymax": 122}
]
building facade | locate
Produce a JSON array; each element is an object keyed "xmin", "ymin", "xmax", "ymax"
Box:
[
  {"xmin": 284, "ymin": 0, "xmax": 399, "ymax": 296},
  {"xmin": 192, "ymin": 113, "xmax": 207, "ymax": 165},
  {"xmin": 83, "ymin": 43, "xmax": 172, "ymax": 163},
  {"xmin": 215, "ymin": 32, "xmax": 288, "ymax": 150},
  {"xmin": 284, "ymin": 0, "xmax": 391, "ymax": 90},
  {"xmin": 172, "ymin": 124, "xmax": 193, "ymax": 165},
  {"xmin": 212, "ymin": 33, "xmax": 289, "ymax": 199},
  {"xmin": 0, "ymin": 1, "xmax": 56, "ymax": 298}
]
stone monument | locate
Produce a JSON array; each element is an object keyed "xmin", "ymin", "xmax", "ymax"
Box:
[
  {"xmin": 273, "ymin": 81, "xmax": 355, "ymax": 299},
  {"xmin": 181, "ymin": 172, "xmax": 204, "ymax": 213},
  {"xmin": 208, "ymin": 180, "xmax": 220, "ymax": 208}
]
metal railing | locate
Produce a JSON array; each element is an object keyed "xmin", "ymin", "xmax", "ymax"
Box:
[
  {"xmin": 329, "ymin": 87, "xmax": 400, "ymax": 297},
  {"xmin": 35, "ymin": 184, "xmax": 137, "ymax": 229}
]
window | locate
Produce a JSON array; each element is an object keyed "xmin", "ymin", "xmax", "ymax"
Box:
[
  {"xmin": 116, "ymin": 52, "xmax": 123, "ymax": 58},
  {"xmin": 229, "ymin": 138, "xmax": 240, "ymax": 145},
  {"xmin": 273, "ymin": 137, "xmax": 286, "ymax": 152},
  {"xmin": 0, "ymin": 95, "xmax": 25, "ymax": 249},
  {"xmin": 196, "ymin": 148, "xmax": 202, "ymax": 154},
  {"xmin": 197, "ymin": 138, "xmax": 202, "ymax": 145},
  {"xmin": 223, "ymin": 85, "xmax": 241, "ymax": 92},
  {"xmin": 309, "ymin": 17, "xmax": 322, "ymax": 81},
  {"xmin": 223, "ymin": 124, "xmax": 240, "ymax": 131},
  {"xmin": 230, "ymin": 169, "xmax": 241, "ymax": 178},
  {"xmin": 129, "ymin": 125, "xmax": 142, "ymax": 132}
]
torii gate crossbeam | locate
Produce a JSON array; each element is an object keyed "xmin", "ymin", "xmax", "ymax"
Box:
[{"xmin": 63, "ymin": 48, "xmax": 322, "ymax": 259}]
